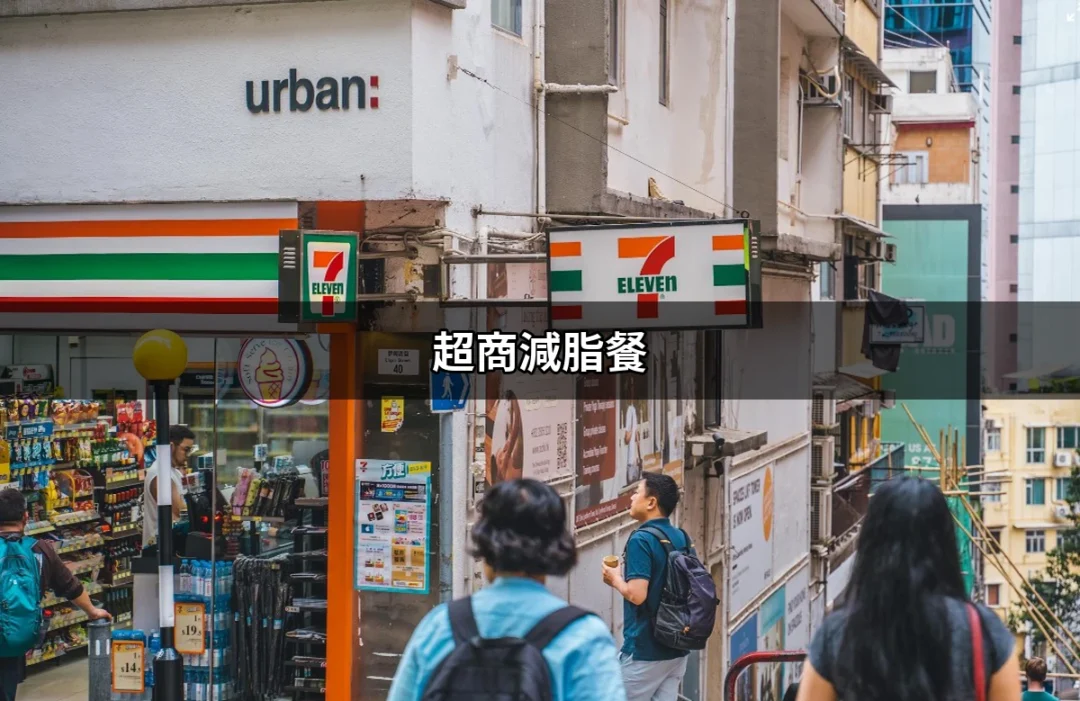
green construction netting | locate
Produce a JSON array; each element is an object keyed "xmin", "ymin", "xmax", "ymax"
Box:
[{"xmin": 948, "ymin": 495, "xmax": 976, "ymax": 597}]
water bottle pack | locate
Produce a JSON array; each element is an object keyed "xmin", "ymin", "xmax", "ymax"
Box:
[{"xmin": 178, "ymin": 559, "xmax": 234, "ymax": 607}]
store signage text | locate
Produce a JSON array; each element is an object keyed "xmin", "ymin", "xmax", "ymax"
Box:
[
  {"xmin": 301, "ymin": 233, "xmax": 358, "ymax": 323},
  {"xmin": 617, "ymin": 275, "xmax": 678, "ymax": 294},
  {"xmin": 246, "ymin": 69, "xmax": 380, "ymax": 114}
]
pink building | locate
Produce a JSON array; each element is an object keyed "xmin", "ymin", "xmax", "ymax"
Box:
[{"xmin": 987, "ymin": 0, "xmax": 1021, "ymax": 391}]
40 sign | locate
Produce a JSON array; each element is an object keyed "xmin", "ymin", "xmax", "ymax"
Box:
[{"xmin": 302, "ymin": 232, "xmax": 358, "ymax": 323}]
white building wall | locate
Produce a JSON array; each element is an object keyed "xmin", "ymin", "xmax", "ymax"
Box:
[{"xmin": 606, "ymin": 0, "xmax": 730, "ymax": 213}]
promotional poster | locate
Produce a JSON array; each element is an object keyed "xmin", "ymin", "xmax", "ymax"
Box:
[
  {"xmin": 729, "ymin": 464, "xmax": 776, "ymax": 616},
  {"xmin": 354, "ymin": 460, "xmax": 431, "ymax": 595}
]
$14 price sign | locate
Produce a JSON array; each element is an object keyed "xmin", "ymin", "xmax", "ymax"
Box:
[
  {"xmin": 112, "ymin": 640, "xmax": 145, "ymax": 693},
  {"xmin": 175, "ymin": 602, "xmax": 207, "ymax": 655}
]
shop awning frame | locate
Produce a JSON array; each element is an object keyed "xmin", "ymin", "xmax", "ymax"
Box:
[{"xmin": 841, "ymin": 38, "xmax": 899, "ymax": 90}]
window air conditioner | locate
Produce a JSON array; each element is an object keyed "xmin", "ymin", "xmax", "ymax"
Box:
[
  {"xmin": 812, "ymin": 437, "xmax": 836, "ymax": 482},
  {"xmin": 884, "ymin": 243, "xmax": 897, "ymax": 263},
  {"xmin": 811, "ymin": 488, "xmax": 832, "ymax": 545},
  {"xmin": 1055, "ymin": 504, "xmax": 1071, "ymax": 520},
  {"xmin": 812, "ymin": 390, "xmax": 837, "ymax": 427},
  {"xmin": 1056, "ymin": 451, "xmax": 1072, "ymax": 468}
]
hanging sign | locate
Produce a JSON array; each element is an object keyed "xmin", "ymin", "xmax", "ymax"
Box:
[
  {"xmin": 354, "ymin": 459, "xmax": 431, "ymax": 595},
  {"xmin": 175, "ymin": 602, "xmax": 207, "ymax": 655},
  {"xmin": 111, "ymin": 640, "xmax": 146, "ymax": 694},
  {"xmin": 381, "ymin": 397, "xmax": 405, "ymax": 433},
  {"xmin": 237, "ymin": 338, "xmax": 313, "ymax": 408},
  {"xmin": 300, "ymin": 232, "xmax": 359, "ymax": 323}
]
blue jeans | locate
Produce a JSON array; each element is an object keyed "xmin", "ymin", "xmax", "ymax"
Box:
[{"xmin": 619, "ymin": 653, "xmax": 688, "ymax": 701}]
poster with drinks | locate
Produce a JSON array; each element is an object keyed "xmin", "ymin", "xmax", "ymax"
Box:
[{"xmin": 354, "ymin": 459, "xmax": 431, "ymax": 595}]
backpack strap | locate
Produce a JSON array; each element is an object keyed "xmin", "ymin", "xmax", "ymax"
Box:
[
  {"xmin": 523, "ymin": 606, "xmax": 593, "ymax": 651},
  {"xmin": 447, "ymin": 597, "xmax": 481, "ymax": 645},
  {"xmin": 967, "ymin": 603, "xmax": 986, "ymax": 701}
]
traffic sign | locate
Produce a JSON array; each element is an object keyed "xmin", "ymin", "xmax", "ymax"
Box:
[{"xmin": 431, "ymin": 372, "xmax": 471, "ymax": 413}]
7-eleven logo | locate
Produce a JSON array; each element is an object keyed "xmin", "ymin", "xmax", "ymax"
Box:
[
  {"xmin": 616, "ymin": 236, "xmax": 677, "ymax": 318},
  {"xmin": 307, "ymin": 242, "xmax": 351, "ymax": 317}
]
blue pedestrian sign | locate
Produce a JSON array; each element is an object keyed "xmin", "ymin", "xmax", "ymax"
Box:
[{"xmin": 431, "ymin": 372, "xmax": 471, "ymax": 413}]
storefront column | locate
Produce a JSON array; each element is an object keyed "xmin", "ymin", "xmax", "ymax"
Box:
[{"xmin": 326, "ymin": 328, "xmax": 361, "ymax": 700}]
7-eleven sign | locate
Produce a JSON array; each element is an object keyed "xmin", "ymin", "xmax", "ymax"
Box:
[{"xmin": 301, "ymin": 233, "xmax": 358, "ymax": 322}]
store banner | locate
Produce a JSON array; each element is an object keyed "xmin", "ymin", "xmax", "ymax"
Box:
[
  {"xmin": 729, "ymin": 614, "xmax": 759, "ymax": 701},
  {"xmin": 354, "ymin": 460, "xmax": 431, "ymax": 595},
  {"xmin": 729, "ymin": 464, "xmax": 775, "ymax": 617},
  {"xmin": 484, "ymin": 373, "xmax": 574, "ymax": 485},
  {"xmin": 758, "ymin": 586, "xmax": 786, "ymax": 701},
  {"xmin": 784, "ymin": 566, "xmax": 811, "ymax": 684}
]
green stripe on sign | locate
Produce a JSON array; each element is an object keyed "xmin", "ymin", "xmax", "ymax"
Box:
[
  {"xmin": 713, "ymin": 264, "xmax": 747, "ymax": 287},
  {"xmin": 0, "ymin": 254, "xmax": 278, "ymax": 281},
  {"xmin": 549, "ymin": 270, "xmax": 583, "ymax": 293}
]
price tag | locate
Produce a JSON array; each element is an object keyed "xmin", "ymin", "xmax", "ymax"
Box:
[
  {"xmin": 175, "ymin": 602, "xmax": 206, "ymax": 655},
  {"xmin": 111, "ymin": 640, "xmax": 145, "ymax": 693}
]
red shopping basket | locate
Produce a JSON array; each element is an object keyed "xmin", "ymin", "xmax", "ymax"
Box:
[{"xmin": 724, "ymin": 651, "xmax": 808, "ymax": 701}]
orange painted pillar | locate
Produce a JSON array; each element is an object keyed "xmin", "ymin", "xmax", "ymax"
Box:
[{"xmin": 326, "ymin": 328, "xmax": 360, "ymax": 700}]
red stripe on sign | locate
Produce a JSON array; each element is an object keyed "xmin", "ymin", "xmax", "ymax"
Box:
[
  {"xmin": 0, "ymin": 297, "xmax": 278, "ymax": 315},
  {"xmin": 714, "ymin": 300, "xmax": 748, "ymax": 316},
  {"xmin": 550, "ymin": 305, "xmax": 583, "ymax": 320},
  {"xmin": 638, "ymin": 293, "xmax": 660, "ymax": 319}
]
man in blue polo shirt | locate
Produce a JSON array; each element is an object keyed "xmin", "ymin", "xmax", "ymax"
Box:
[{"xmin": 602, "ymin": 472, "xmax": 689, "ymax": 701}]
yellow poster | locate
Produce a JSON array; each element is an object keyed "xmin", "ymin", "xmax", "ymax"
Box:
[
  {"xmin": 381, "ymin": 397, "xmax": 405, "ymax": 433},
  {"xmin": 111, "ymin": 641, "xmax": 145, "ymax": 693}
]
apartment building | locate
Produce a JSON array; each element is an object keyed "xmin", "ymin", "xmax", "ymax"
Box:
[{"xmin": 981, "ymin": 399, "xmax": 1080, "ymax": 636}]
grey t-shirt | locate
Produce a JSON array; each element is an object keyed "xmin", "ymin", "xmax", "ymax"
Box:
[{"xmin": 808, "ymin": 597, "xmax": 1015, "ymax": 699}]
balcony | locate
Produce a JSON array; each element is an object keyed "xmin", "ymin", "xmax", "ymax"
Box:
[
  {"xmin": 786, "ymin": 0, "xmax": 845, "ymax": 37},
  {"xmin": 1, "ymin": 0, "xmax": 465, "ymax": 17}
]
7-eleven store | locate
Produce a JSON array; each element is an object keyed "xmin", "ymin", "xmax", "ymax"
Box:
[{"xmin": 0, "ymin": 201, "xmax": 426, "ymax": 699}]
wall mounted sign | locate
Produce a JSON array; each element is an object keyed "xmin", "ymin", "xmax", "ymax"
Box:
[
  {"xmin": 378, "ymin": 349, "xmax": 419, "ymax": 376},
  {"xmin": 548, "ymin": 220, "xmax": 760, "ymax": 330},
  {"xmin": 301, "ymin": 232, "xmax": 359, "ymax": 323},
  {"xmin": 381, "ymin": 396, "xmax": 405, "ymax": 433},
  {"xmin": 354, "ymin": 459, "xmax": 431, "ymax": 595},
  {"xmin": 237, "ymin": 338, "xmax": 313, "ymax": 408},
  {"xmin": 247, "ymin": 70, "xmax": 380, "ymax": 114}
]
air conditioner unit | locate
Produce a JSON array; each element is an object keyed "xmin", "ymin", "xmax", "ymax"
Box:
[
  {"xmin": 812, "ymin": 437, "xmax": 836, "ymax": 482},
  {"xmin": 984, "ymin": 418, "xmax": 1001, "ymax": 431},
  {"xmin": 1054, "ymin": 503, "xmax": 1071, "ymax": 520},
  {"xmin": 884, "ymin": 243, "xmax": 897, "ymax": 263},
  {"xmin": 869, "ymin": 92, "xmax": 894, "ymax": 114},
  {"xmin": 810, "ymin": 487, "xmax": 832, "ymax": 545},
  {"xmin": 1055, "ymin": 451, "xmax": 1072, "ymax": 468},
  {"xmin": 812, "ymin": 390, "xmax": 837, "ymax": 428}
]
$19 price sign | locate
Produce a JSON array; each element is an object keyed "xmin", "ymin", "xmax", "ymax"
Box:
[
  {"xmin": 175, "ymin": 602, "xmax": 207, "ymax": 655},
  {"xmin": 112, "ymin": 640, "xmax": 145, "ymax": 693}
]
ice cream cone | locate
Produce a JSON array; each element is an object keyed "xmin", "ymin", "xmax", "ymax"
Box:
[
  {"xmin": 254, "ymin": 349, "xmax": 284, "ymax": 402},
  {"xmin": 259, "ymin": 381, "xmax": 282, "ymax": 401}
]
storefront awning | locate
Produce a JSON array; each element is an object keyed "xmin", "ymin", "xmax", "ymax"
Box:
[
  {"xmin": 841, "ymin": 39, "xmax": 898, "ymax": 89},
  {"xmin": 832, "ymin": 214, "xmax": 891, "ymax": 240}
]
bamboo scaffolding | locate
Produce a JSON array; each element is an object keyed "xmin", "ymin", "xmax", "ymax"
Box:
[{"xmin": 901, "ymin": 403, "xmax": 1080, "ymax": 668}]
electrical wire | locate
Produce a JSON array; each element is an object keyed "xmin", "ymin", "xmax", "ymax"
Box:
[{"xmin": 456, "ymin": 65, "xmax": 742, "ymax": 217}]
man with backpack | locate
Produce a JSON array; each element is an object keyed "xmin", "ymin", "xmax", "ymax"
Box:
[
  {"xmin": 387, "ymin": 478, "xmax": 626, "ymax": 701},
  {"xmin": 0, "ymin": 488, "xmax": 111, "ymax": 700},
  {"xmin": 602, "ymin": 473, "xmax": 719, "ymax": 701}
]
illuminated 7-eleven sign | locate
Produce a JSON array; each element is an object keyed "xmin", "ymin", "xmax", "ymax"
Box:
[{"xmin": 301, "ymin": 233, "xmax": 358, "ymax": 322}]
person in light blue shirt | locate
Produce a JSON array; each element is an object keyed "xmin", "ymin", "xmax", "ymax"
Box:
[{"xmin": 388, "ymin": 479, "xmax": 627, "ymax": 701}]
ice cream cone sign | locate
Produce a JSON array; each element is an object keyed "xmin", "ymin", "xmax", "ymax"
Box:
[{"xmin": 237, "ymin": 338, "xmax": 313, "ymax": 409}]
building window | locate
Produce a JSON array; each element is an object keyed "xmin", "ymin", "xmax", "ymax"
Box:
[
  {"xmin": 1011, "ymin": 135, "xmax": 1021, "ymax": 145},
  {"xmin": 1013, "ymin": 85, "xmax": 1021, "ymax": 95},
  {"xmin": 492, "ymin": 0, "xmax": 523, "ymax": 36},
  {"xmin": 1011, "ymin": 185, "xmax": 1020, "ymax": 194},
  {"xmin": 1010, "ymin": 283, "xmax": 1019, "ymax": 293},
  {"xmin": 986, "ymin": 583, "xmax": 1001, "ymax": 606},
  {"xmin": 1026, "ymin": 478, "xmax": 1046, "ymax": 505},
  {"xmin": 1058, "ymin": 426, "xmax": 1080, "ymax": 450},
  {"xmin": 1010, "ymin": 333, "xmax": 1019, "ymax": 343},
  {"xmin": 895, "ymin": 151, "xmax": 929, "ymax": 185},
  {"xmin": 609, "ymin": 0, "xmax": 620, "ymax": 85},
  {"xmin": 989, "ymin": 528, "xmax": 1003, "ymax": 547},
  {"xmin": 1027, "ymin": 427, "xmax": 1046, "ymax": 464},
  {"xmin": 659, "ymin": 0, "xmax": 669, "ymax": 106},
  {"xmin": 982, "ymin": 482, "xmax": 1002, "ymax": 504},
  {"xmin": 986, "ymin": 427, "xmax": 1001, "ymax": 453},
  {"xmin": 909, "ymin": 71, "xmax": 937, "ymax": 94},
  {"xmin": 819, "ymin": 262, "xmax": 835, "ymax": 299},
  {"xmin": 1057, "ymin": 477, "xmax": 1073, "ymax": 502},
  {"xmin": 1011, "ymin": 235, "xmax": 1019, "ymax": 244},
  {"xmin": 843, "ymin": 75, "xmax": 855, "ymax": 138},
  {"xmin": 1013, "ymin": 35, "xmax": 1022, "ymax": 45},
  {"xmin": 1026, "ymin": 529, "xmax": 1046, "ymax": 553}
]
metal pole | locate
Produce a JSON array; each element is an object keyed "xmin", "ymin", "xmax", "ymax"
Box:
[
  {"xmin": 87, "ymin": 619, "xmax": 111, "ymax": 701},
  {"xmin": 151, "ymin": 379, "xmax": 183, "ymax": 701}
]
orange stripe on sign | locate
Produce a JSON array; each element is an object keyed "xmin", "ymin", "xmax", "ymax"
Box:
[
  {"xmin": 0, "ymin": 219, "xmax": 298, "ymax": 239},
  {"xmin": 618, "ymin": 236, "xmax": 668, "ymax": 258},
  {"xmin": 313, "ymin": 250, "xmax": 339, "ymax": 268},
  {"xmin": 712, "ymin": 235, "xmax": 744, "ymax": 251},
  {"xmin": 549, "ymin": 241, "xmax": 582, "ymax": 258}
]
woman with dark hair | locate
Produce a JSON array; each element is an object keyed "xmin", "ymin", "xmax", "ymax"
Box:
[
  {"xmin": 797, "ymin": 476, "xmax": 1020, "ymax": 701},
  {"xmin": 388, "ymin": 479, "xmax": 626, "ymax": 701}
]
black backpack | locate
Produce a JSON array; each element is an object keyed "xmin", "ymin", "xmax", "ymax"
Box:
[
  {"xmin": 422, "ymin": 596, "xmax": 594, "ymax": 701},
  {"xmin": 631, "ymin": 525, "xmax": 720, "ymax": 652}
]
